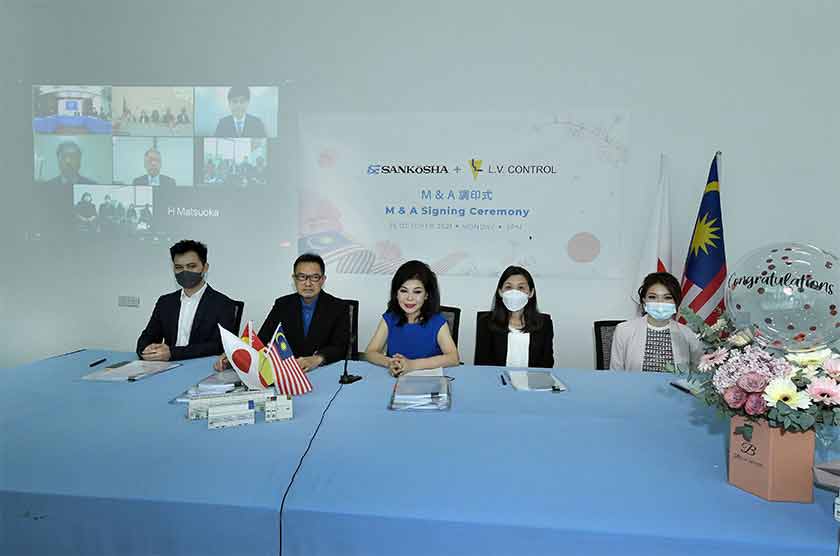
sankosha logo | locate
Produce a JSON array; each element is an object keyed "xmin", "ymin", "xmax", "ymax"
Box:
[{"xmin": 367, "ymin": 163, "xmax": 449, "ymax": 175}]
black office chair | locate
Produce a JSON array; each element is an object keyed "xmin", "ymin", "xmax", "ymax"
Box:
[
  {"xmin": 346, "ymin": 299, "xmax": 360, "ymax": 360},
  {"xmin": 594, "ymin": 320, "xmax": 625, "ymax": 370},
  {"xmin": 232, "ymin": 300, "xmax": 245, "ymax": 335},
  {"xmin": 440, "ymin": 305, "xmax": 461, "ymax": 347}
]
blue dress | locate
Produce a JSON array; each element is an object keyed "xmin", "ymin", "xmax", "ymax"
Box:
[{"xmin": 383, "ymin": 312, "xmax": 446, "ymax": 359}]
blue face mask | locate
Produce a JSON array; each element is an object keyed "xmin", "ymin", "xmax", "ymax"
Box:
[{"xmin": 645, "ymin": 302, "xmax": 676, "ymax": 321}]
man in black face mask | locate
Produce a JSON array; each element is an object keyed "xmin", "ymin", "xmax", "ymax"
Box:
[{"xmin": 136, "ymin": 240, "xmax": 236, "ymax": 361}]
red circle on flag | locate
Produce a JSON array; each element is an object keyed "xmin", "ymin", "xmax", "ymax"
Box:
[{"xmin": 232, "ymin": 349, "xmax": 251, "ymax": 373}]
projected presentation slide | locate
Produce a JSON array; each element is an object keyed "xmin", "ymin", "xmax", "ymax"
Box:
[
  {"xmin": 112, "ymin": 137, "xmax": 194, "ymax": 186},
  {"xmin": 72, "ymin": 184, "xmax": 154, "ymax": 234},
  {"xmin": 194, "ymin": 86, "xmax": 278, "ymax": 137},
  {"xmin": 299, "ymin": 112, "xmax": 628, "ymax": 277},
  {"xmin": 32, "ymin": 86, "xmax": 112, "ymax": 134},
  {"xmin": 34, "ymin": 135, "xmax": 113, "ymax": 185},
  {"xmin": 111, "ymin": 87, "xmax": 194, "ymax": 137},
  {"xmin": 197, "ymin": 138, "xmax": 267, "ymax": 187}
]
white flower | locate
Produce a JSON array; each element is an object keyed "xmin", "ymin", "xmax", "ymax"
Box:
[
  {"xmin": 788, "ymin": 366, "xmax": 819, "ymax": 381},
  {"xmin": 727, "ymin": 329, "xmax": 754, "ymax": 348},
  {"xmin": 786, "ymin": 348, "xmax": 833, "ymax": 369},
  {"xmin": 709, "ymin": 318, "xmax": 727, "ymax": 332},
  {"xmin": 763, "ymin": 377, "xmax": 812, "ymax": 410}
]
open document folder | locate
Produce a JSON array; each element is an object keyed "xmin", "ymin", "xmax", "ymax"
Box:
[
  {"xmin": 814, "ymin": 461, "xmax": 840, "ymax": 491},
  {"xmin": 82, "ymin": 360, "xmax": 180, "ymax": 382},
  {"xmin": 504, "ymin": 370, "xmax": 567, "ymax": 392},
  {"xmin": 389, "ymin": 375, "xmax": 451, "ymax": 411}
]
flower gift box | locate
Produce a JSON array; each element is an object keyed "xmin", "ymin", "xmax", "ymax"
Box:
[
  {"xmin": 729, "ymin": 415, "xmax": 815, "ymax": 503},
  {"xmin": 676, "ymin": 307, "xmax": 840, "ymax": 504}
]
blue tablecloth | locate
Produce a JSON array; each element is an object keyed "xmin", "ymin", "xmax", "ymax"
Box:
[
  {"xmin": 0, "ymin": 349, "xmax": 340, "ymax": 556},
  {"xmin": 281, "ymin": 363, "xmax": 838, "ymax": 556}
]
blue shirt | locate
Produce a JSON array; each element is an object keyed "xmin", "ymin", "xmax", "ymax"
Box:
[
  {"xmin": 301, "ymin": 295, "xmax": 319, "ymax": 337},
  {"xmin": 383, "ymin": 312, "xmax": 446, "ymax": 359}
]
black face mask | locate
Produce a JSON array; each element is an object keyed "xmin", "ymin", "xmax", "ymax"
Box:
[{"xmin": 175, "ymin": 270, "xmax": 203, "ymax": 289}]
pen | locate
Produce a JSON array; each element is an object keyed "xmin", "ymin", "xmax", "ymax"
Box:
[
  {"xmin": 500, "ymin": 373, "xmax": 507, "ymax": 386},
  {"xmin": 89, "ymin": 358, "xmax": 107, "ymax": 367},
  {"xmin": 669, "ymin": 381, "xmax": 692, "ymax": 395},
  {"xmin": 48, "ymin": 348, "xmax": 86, "ymax": 359}
]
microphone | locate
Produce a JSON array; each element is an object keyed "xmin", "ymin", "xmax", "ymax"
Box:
[
  {"xmin": 339, "ymin": 357, "xmax": 362, "ymax": 384},
  {"xmin": 339, "ymin": 305, "xmax": 362, "ymax": 385}
]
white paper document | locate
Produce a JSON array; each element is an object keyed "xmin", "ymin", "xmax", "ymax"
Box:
[
  {"xmin": 389, "ymin": 375, "xmax": 451, "ymax": 411},
  {"xmin": 82, "ymin": 360, "xmax": 180, "ymax": 382},
  {"xmin": 505, "ymin": 370, "xmax": 567, "ymax": 392},
  {"xmin": 403, "ymin": 367, "xmax": 444, "ymax": 377}
]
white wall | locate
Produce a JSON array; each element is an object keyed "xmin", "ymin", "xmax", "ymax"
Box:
[{"xmin": 1, "ymin": 0, "xmax": 838, "ymax": 368}]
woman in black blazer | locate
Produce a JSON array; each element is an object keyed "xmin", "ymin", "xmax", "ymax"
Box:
[{"xmin": 474, "ymin": 266, "xmax": 554, "ymax": 368}]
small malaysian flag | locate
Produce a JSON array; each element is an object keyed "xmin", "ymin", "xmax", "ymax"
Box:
[{"xmin": 266, "ymin": 322, "xmax": 313, "ymax": 396}]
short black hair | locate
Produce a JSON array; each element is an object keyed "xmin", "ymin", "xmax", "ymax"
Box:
[
  {"xmin": 294, "ymin": 253, "xmax": 325, "ymax": 274},
  {"xmin": 56, "ymin": 140, "xmax": 81, "ymax": 157},
  {"xmin": 387, "ymin": 260, "xmax": 441, "ymax": 326},
  {"xmin": 638, "ymin": 272, "xmax": 682, "ymax": 307},
  {"xmin": 227, "ymin": 86, "xmax": 251, "ymax": 101},
  {"xmin": 170, "ymin": 239, "xmax": 208, "ymax": 265}
]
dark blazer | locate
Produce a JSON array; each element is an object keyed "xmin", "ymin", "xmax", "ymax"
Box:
[
  {"xmin": 214, "ymin": 114, "xmax": 267, "ymax": 138},
  {"xmin": 473, "ymin": 311, "xmax": 554, "ymax": 368},
  {"xmin": 132, "ymin": 174, "xmax": 176, "ymax": 186},
  {"xmin": 257, "ymin": 291, "xmax": 349, "ymax": 365},
  {"xmin": 136, "ymin": 285, "xmax": 236, "ymax": 360}
]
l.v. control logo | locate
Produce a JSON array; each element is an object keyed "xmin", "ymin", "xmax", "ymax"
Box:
[{"xmin": 469, "ymin": 158, "xmax": 483, "ymax": 181}]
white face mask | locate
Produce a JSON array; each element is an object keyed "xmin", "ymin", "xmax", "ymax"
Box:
[
  {"xmin": 501, "ymin": 290, "xmax": 529, "ymax": 312},
  {"xmin": 645, "ymin": 301, "xmax": 676, "ymax": 321}
]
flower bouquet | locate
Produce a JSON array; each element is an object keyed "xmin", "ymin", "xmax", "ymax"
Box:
[
  {"xmin": 677, "ymin": 307, "xmax": 837, "ymax": 502},
  {"xmin": 679, "ymin": 307, "xmax": 840, "ymax": 436}
]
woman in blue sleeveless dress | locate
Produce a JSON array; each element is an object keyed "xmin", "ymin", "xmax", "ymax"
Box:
[{"xmin": 364, "ymin": 260, "xmax": 460, "ymax": 376}]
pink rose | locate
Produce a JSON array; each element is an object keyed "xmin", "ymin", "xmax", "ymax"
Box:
[
  {"xmin": 736, "ymin": 372, "xmax": 769, "ymax": 393},
  {"xmin": 824, "ymin": 357, "xmax": 840, "ymax": 380},
  {"xmin": 744, "ymin": 393, "xmax": 768, "ymax": 416},
  {"xmin": 723, "ymin": 386, "xmax": 748, "ymax": 409}
]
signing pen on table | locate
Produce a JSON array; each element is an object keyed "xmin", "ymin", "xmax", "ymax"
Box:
[
  {"xmin": 669, "ymin": 381, "xmax": 692, "ymax": 395},
  {"xmin": 500, "ymin": 373, "xmax": 507, "ymax": 386},
  {"xmin": 89, "ymin": 358, "xmax": 107, "ymax": 367}
]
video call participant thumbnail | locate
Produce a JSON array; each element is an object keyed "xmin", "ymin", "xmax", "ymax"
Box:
[
  {"xmin": 44, "ymin": 141, "xmax": 97, "ymax": 186},
  {"xmin": 214, "ymin": 86, "xmax": 267, "ymax": 138},
  {"xmin": 132, "ymin": 148, "xmax": 176, "ymax": 186},
  {"xmin": 137, "ymin": 240, "xmax": 237, "ymax": 361}
]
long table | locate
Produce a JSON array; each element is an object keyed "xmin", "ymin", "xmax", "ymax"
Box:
[
  {"xmin": 281, "ymin": 362, "xmax": 839, "ymax": 556},
  {"xmin": 2, "ymin": 353, "xmax": 838, "ymax": 555},
  {"xmin": 0, "ymin": 350, "xmax": 341, "ymax": 556}
]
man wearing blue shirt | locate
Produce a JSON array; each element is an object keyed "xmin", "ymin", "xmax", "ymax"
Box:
[{"xmin": 215, "ymin": 253, "xmax": 350, "ymax": 372}]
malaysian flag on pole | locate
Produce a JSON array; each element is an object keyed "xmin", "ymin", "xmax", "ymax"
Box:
[
  {"xmin": 266, "ymin": 322, "xmax": 313, "ymax": 396},
  {"xmin": 680, "ymin": 152, "xmax": 727, "ymax": 325}
]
